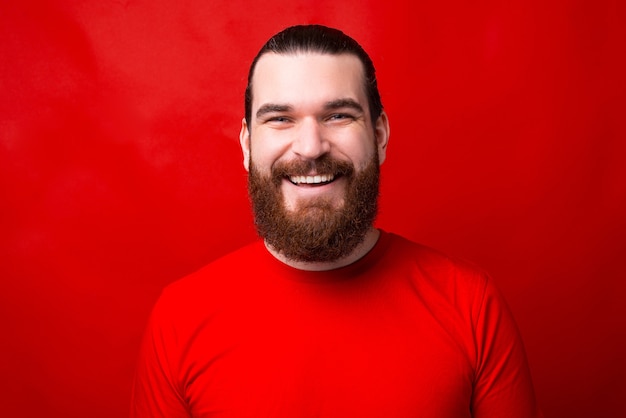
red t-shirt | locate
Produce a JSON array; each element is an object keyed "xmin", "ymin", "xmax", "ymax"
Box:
[{"xmin": 130, "ymin": 231, "xmax": 541, "ymax": 417}]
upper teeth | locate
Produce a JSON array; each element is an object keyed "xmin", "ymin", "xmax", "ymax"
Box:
[{"xmin": 289, "ymin": 174, "xmax": 334, "ymax": 184}]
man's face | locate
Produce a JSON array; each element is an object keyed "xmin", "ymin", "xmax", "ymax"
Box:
[{"xmin": 240, "ymin": 52, "xmax": 389, "ymax": 262}]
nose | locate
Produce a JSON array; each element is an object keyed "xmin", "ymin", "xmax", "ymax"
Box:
[{"xmin": 291, "ymin": 118, "xmax": 330, "ymax": 160}]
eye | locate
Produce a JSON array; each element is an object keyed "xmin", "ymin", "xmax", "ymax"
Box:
[
  {"xmin": 263, "ymin": 115, "xmax": 293, "ymax": 125},
  {"xmin": 328, "ymin": 113, "xmax": 355, "ymax": 122}
]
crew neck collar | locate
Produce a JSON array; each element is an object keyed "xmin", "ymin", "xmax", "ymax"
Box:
[{"xmin": 261, "ymin": 229, "xmax": 393, "ymax": 283}]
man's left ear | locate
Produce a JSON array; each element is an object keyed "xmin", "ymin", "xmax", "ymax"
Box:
[{"xmin": 375, "ymin": 111, "xmax": 390, "ymax": 165}]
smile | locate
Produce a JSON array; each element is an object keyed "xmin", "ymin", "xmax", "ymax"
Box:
[{"xmin": 288, "ymin": 174, "xmax": 335, "ymax": 185}]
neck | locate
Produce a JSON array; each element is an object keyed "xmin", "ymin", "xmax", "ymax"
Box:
[{"xmin": 264, "ymin": 228, "xmax": 381, "ymax": 271}]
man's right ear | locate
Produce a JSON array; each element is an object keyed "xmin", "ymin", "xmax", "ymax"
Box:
[{"xmin": 239, "ymin": 118, "xmax": 250, "ymax": 172}]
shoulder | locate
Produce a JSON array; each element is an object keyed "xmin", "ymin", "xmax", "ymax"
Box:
[
  {"xmin": 380, "ymin": 232, "xmax": 515, "ymax": 344},
  {"xmin": 378, "ymin": 231, "xmax": 494, "ymax": 308},
  {"xmin": 169, "ymin": 240, "xmax": 264, "ymax": 289},
  {"xmin": 151, "ymin": 240, "xmax": 267, "ymax": 320},
  {"xmin": 383, "ymin": 231, "xmax": 489, "ymax": 282}
]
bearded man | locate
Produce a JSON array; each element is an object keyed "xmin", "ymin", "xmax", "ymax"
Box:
[{"xmin": 131, "ymin": 24, "xmax": 542, "ymax": 418}]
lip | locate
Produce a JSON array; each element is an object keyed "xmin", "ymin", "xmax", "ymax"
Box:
[
  {"xmin": 287, "ymin": 173, "xmax": 336, "ymax": 186},
  {"xmin": 281, "ymin": 175, "xmax": 345, "ymax": 196}
]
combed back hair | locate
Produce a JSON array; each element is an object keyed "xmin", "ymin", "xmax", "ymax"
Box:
[{"xmin": 244, "ymin": 24, "xmax": 383, "ymax": 127}]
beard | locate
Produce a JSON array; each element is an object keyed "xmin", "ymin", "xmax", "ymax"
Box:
[{"xmin": 247, "ymin": 153, "xmax": 380, "ymax": 263}]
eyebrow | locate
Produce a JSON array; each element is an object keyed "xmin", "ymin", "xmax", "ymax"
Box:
[
  {"xmin": 255, "ymin": 103, "xmax": 293, "ymax": 119},
  {"xmin": 255, "ymin": 98, "xmax": 365, "ymax": 120},
  {"xmin": 324, "ymin": 98, "xmax": 364, "ymax": 113}
]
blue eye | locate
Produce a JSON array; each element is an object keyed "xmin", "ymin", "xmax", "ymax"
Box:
[
  {"xmin": 267, "ymin": 116, "xmax": 290, "ymax": 123},
  {"xmin": 329, "ymin": 113, "xmax": 353, "ymax": 120}
]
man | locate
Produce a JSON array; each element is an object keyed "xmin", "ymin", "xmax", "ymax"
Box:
[{"xmin": 131, "ymin": 24, "xmax": 542, "ymax": 417}]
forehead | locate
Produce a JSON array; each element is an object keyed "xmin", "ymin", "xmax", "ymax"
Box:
[{"xmin": 251, "ymin": 52, "xmax": 367, "ymax": 112}]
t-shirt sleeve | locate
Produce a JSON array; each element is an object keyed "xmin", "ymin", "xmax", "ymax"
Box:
[
  {"xmin": 129, "ymin": 291, "xmax": 190, "ymax": 418},
  {"xmin": 470, "ymin": 276, "xmax": 543, "ymax": 418}
]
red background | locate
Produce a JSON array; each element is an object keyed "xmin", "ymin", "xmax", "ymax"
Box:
[{"xmin": 1, "ymin": 1, "xmax": 625, "ymax": 417}]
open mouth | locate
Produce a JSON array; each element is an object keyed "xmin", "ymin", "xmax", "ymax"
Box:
[{"xmin": 288, "ymin": 174, "xmax": 336, "ymax": 186}]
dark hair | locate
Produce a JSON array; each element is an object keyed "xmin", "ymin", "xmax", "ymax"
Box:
[{"xmin": 244, "ymin": 24, "xmax": 383, "ymax": 127}]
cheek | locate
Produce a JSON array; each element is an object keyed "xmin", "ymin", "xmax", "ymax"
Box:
[
  {"xmin": 250, "ymin": 135, "xmax": 288, "ymax": 165},
  {"xmin": 351, "ymin": 148, "xmax": 377, "ymax": 171},
  {"xmin": 249, "ymin": 143, "xmax": 274, "ymax": 170},
  {"xmin": 338, "ymin": 133, "xmax": 378, "ymax": 164}
]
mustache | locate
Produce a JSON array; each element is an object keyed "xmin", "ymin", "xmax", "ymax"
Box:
[{"xmin": 271, "ymin": 155, "xmax": 354, "ymax": 184}]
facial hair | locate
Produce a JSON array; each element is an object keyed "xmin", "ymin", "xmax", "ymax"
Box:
[{"xmin": 248, "ymin": 153, "xmax": 380, "ymax": 263}]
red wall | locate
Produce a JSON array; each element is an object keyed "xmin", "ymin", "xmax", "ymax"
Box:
[{"xmin": 1, "ymin": 1, "xmax": 624, "ymax": 417}]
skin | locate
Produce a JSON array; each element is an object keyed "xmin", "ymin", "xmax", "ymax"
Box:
[{"xmin": 240, "ymin": 52, "xmax": 390, "ymax": 271}]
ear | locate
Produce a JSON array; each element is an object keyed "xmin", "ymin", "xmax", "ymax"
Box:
[
  {"xmin": 239, "ymin": 118, "xmax": 251, "ymax": 172},
  {"xmin": 374, "ymin": 111, "xmax": 390, "ymax": 165}
]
